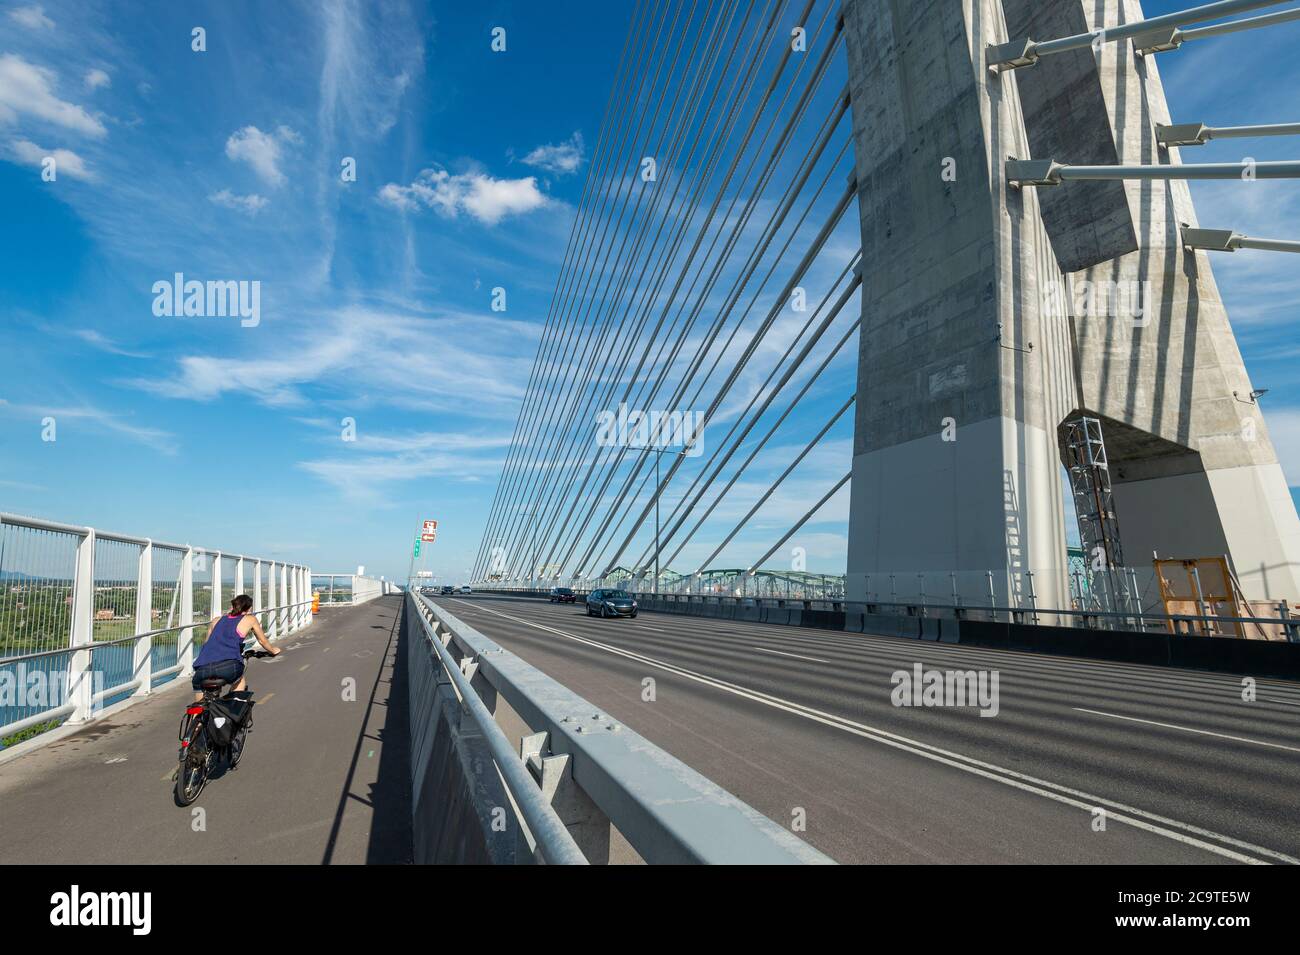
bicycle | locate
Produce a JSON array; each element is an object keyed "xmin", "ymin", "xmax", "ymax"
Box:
[{"xmin": 174, "ymin": 648, "xmax": 273, "ymax": 806}]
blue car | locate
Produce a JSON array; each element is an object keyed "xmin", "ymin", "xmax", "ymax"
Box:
[{"xmin": 586, "ymin": 588, "xmax": 637, "ymax": 618}]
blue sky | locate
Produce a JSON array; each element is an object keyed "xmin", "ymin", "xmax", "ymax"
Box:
[
  {"xmin": 0, "ymin": 0, "xmax": 630, "ymax": 581},
  {"xmin": 0, "ymin": 0, "xmax": 1297, "ymax": 583}
]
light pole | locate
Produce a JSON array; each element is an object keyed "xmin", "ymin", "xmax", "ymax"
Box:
[{"xmin": 631, "ymin": 444, "xmax": 690, "ymax": 596}]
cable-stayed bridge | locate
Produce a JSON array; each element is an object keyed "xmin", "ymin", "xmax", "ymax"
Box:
[{"xmin": 4, "ymin": 0, "xmax": 1300, "ymax": 869}]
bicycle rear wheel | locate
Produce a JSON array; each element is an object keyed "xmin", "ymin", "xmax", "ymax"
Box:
[
  {"xmin": 229, "ymin": 725, "xmax": 248, "ymax": 769},
  {"xmin": 174, "ymin": 753, "xmax": 209, "ymax": 805},
  {"xmin": 174, "ymin": 717, "xmax": 210, "ymax": 805}
]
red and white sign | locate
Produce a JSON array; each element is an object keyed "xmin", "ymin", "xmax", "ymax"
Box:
[{"xmin": 421, "ymin": 518, "xmax": 438, "ymax": 542}]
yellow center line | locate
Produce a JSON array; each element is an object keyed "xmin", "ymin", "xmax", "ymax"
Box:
[{"xmin": 298, "ymin": 664, "xmax": 311, "ymax": 672}]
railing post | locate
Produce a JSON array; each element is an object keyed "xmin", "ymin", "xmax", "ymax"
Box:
[
  {"xmin": 253, "ymin": 559, "xmax": 263, "ymax": 617},
  {"xmin": 211, "ymin": 550, "xmax": 222, "ymax": 619},
  {"xmin": 289, "ymin": 565, "xmax": 300, "ymax": 633},
  {"xmin": 235, "ymin": 555, "xmax": 245, "ymax": 596},
  {"xmin": 132, "ymin": 539, "xmax": 153, "ymax": 699},
  {"xmin": 280, "ymin": 562, "xmax": 289, "ymax": 633},
  {"xmin": 266, "ymin": 562, "xmax": 278, "ymax": 638},
  {"xmin": 179, "ymin": 546, "xmax": 195, "ymax": 675},
  {"xmin": 67, "ymin": 526, "xmax": 96, "ymax": 723}
]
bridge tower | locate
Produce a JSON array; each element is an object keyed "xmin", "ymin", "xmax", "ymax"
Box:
[{"xmin": 842, "ymin": 0, "xmax": 1300, "ymax": 608}]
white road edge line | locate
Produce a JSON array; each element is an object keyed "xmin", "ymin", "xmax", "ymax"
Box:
[
  {"xmin": 752, "ymin": 646, "xmax": 829, "ymax": 663},
  {"xmin": 458, "ymin": 598, "xmax": 1294, "ymax": 865},
  {"xmin": 1073, "ymin": 707, "xmax": 1300, "ymax": 754}
]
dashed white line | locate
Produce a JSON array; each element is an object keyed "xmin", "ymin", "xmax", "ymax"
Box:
[{"xmin": 752, "ymin": 646, "xmax": 829, "ymax": 664}]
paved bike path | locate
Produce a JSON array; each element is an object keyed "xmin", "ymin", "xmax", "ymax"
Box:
[{"xmin": 0, "ymin": 596, "xmax": 411, "ymax": 864}]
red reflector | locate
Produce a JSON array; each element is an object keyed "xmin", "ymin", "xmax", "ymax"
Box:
[
  {"xmin": 186, "ymin": 706, "xmax": 203, "ymax": 715},
  {"xmin": 181, "ymin": 740, "xmax": 189, "ymax": 747}
]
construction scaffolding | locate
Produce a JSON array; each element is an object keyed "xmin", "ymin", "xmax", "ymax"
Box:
[{"xmin": 1062, "ymin": 416, "xmax": 1136, "ymax": 615}]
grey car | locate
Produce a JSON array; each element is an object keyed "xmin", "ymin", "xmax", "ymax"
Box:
[{"xmin": 586, "ymin": 588, "xmax": 637, "ymax": 618}]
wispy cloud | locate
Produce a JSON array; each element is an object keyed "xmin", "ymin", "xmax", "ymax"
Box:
[
  {"xmin": 377, "ymin": 166, "xmax": 548, "ymax": 225},
  {"xmin": 297, "ymin": 428, "xmax": 511, "ymax": 497},
  {"xmin": 64, "ymin": 327, "xmax": 149, "ymax": 358},
  {"xmin": 83, "ymin": 68, "xmax": 110, "ymax": 91},
  {"xmin": 520, "ymin": 131, "xmax": 585, "ymax": 176},
  {"xmin": 130, "ymin": 305, "xmax": 540, "ymax": 415},
  {"xmin": 0, "ymin": 398, "xmax": 176, "ymax": 454},
  {"xmin": 208, "ymin": 188, "xmax": 269, "ymax": 214}
]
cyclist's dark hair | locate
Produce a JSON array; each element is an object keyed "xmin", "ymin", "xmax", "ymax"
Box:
[{"xmin": 230, "ymin": 594, "xmax": 253, "ymax": 615}]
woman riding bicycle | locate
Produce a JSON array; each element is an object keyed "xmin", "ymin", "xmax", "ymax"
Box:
[{"xmin": 192, "ymin": 594, "xmax": 280, "ymax": 701}]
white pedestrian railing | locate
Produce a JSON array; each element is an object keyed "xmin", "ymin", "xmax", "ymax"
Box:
[
  {"xmin": 0, "ymin": 512, "xmax": 313, "ymax": 746},
  {"xmin": 312, "ymin": 573, "xmax": 394, "ymax": 607}
]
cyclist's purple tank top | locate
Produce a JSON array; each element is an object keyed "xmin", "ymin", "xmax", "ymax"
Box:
[{"xmin": 195, "ymin": 613, "xmax": 246, "ymax": 666}]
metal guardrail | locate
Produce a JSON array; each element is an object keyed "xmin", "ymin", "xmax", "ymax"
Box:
[
  {"xmin": 0, "ymin": 511, "xmax": 315, "ymax": 742},
  {"xmin": 407, "ymin": 592, "xmax": 833, "ymax": 865},
  {"xmin": 312, "ymin": 573, "xmax": 396, "ymax": 607}
]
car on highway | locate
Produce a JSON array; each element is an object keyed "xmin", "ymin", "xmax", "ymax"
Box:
[
  {"xmin": 549, "ymin": 586, "xmax": 577, "ymax": 603},
  {"xmin": 459, "ymin": 585, "xmax": 472, "ymax": 594},
  {"xmin": 586, "ymin": 588, "xmax": 637, "ymax": 618},
  {"xmin": 439, "ymin": 585, "xmax": 454, "ymax": 595}
]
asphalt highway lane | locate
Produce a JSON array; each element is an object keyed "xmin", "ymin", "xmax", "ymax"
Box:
[{"xmin": 443, "ymin": 593, "xmax": 1300, "ymax": 864}]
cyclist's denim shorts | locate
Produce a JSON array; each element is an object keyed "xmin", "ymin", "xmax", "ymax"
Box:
[{"xmin": 192, "ymin": 658, "xmax": 245, "ymax": 690}]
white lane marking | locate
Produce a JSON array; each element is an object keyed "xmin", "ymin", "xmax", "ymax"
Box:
[
  {"xmin": 1265, "ymin": 697, "xmax": 1300, "ymax": 707},
  {"xmin": 752, "ymin": 646, "xmax": 829, "ymax": 664},
  {"xmin": 464, "ymin": 599, "xmax": 1294, "ymax": 865},
  {"xmin": 1073, "ymin": 708, "xmax": 1300, "ymax": 754},
  {"xmin": 298, "ymin": 664, "xmax": 311, "ymax": 672}
]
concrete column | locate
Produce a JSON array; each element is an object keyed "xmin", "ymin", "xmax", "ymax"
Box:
[
  {"xmin": 842, "ymin": 0, "xmax": 1075, "ymax": 610},
  {"xmin": 840, "ymin": 0, "xmax": 1300, "ymax": 608}
]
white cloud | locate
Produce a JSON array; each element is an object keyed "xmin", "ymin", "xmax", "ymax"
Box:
[
  {"xmin": 0, "ymin": 55, "xmax": 107, "ymax": 138},
  {"xmin": 8, "ymin": 5, "xmax": 54, "ymax": 30},
  {"xmin": 377, "ymin": 167, "xmax": 547, "ymax": 225},
  {"xmin": 521, "ymin": 132, "xmax": 584, "ymax": 176},
  {"xmin": 208, "ymin": 188, "xmax": 269, "ymax": 214},
  {"xmin": 84, "ymin": 68, "xmax": 111, "ymax": 91},
  {"xmin": 7, "ymin": 139, "xmax": 93, "ymax": 180},
  {"xmin": 224, "ymin": 125, "xmax": 297, "ymax": 187}
]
